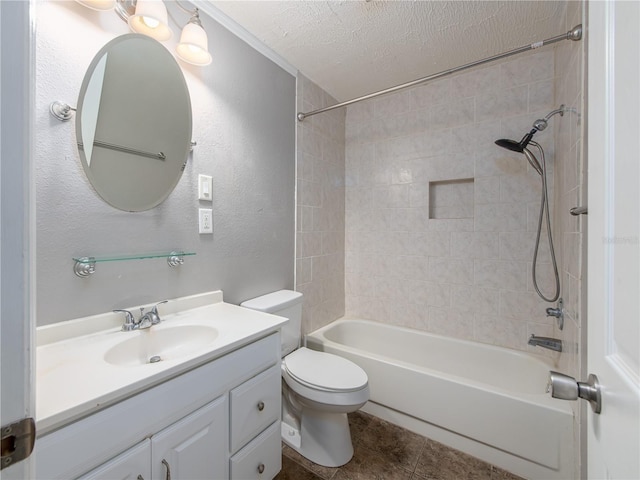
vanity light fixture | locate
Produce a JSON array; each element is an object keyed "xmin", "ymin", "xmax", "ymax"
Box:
[
  {"xmin": 75, "ymin": 0, "xmax": 116, "ymax": 11},
  {"xmin": 127, "ymin": 0, "xmax": 172, "ymax": 41},
  {"xmin": 176, "ymin": 9, "xmax": 212, "ymax": 66},
  {"xmin": 78, "ymin": 0, "xmax": 212, "ymax": 66},
  {"xmin": 109, "ymin": 0, "xmax": 211, "ymax": 65}
]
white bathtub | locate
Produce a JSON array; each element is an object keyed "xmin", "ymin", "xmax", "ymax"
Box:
[{"xmin": 306, "ymin": 319, "xmax": 574, "ymax": 480}]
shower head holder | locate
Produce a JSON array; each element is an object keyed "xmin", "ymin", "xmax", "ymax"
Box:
[{"xmin": 532, "ymin": 104, "xmax": 566, "ymax": 132}]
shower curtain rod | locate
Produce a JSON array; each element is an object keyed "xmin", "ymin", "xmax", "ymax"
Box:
[{"xmin": 297, "ymin": 24, "xmax": 582, "ymax": 122}]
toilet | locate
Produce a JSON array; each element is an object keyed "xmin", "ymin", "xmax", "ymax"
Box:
[{"xmin": 241, "ymin": 290, "xmax": 369, "ymax": 467}]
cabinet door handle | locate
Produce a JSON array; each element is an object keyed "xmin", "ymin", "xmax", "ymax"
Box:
[
  {"xmin": 257, "ymin": 401, "xmax": 265, "ymax": 411},
  {"xmin": 162, "ymin": 459, "xmax": 172, "ymax": 480},
  {"xmin": 257, "ymin": 463, "xmax": 265, "ymax": 474}
]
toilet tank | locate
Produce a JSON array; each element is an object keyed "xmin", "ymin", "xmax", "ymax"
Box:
[{"xmin": 240, "ymin": 290, "xmax": 303, "ymax": 356}]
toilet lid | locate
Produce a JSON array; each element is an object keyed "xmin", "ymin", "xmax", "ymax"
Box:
[{"xmin": 284, "ymin": 347, "xmax": 368, "ymax": 392}]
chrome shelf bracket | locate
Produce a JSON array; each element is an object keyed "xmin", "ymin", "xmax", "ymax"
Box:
[
  {"xmin": 74, "ymin": 257, "xmax": 96, "ymax": 277},
  {"xmin": 49, "ymin": 101, "xmax": 76, "ymax": 121},
  {"xmin": 167, "ymin": 251, "xmax": 185, "ymax": 267}
]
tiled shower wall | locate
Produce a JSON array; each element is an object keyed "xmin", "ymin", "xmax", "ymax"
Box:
[
  {"xmin": 553, "ymin": 1, "xmax": 586, "ymax": 477},
  {"xmin": 296, "ymin": 75, "xmax": 346, "ymax": 335},
  {"xmin": 344, "ymin": 48, "xmax": 562, "ymax": 354}
]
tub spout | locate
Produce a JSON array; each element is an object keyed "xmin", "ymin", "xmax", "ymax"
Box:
[{"xmin": 528, "ymin": 334, "xmax": 562, "ymax": 352}]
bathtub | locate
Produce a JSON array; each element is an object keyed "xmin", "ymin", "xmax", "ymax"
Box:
[{"xmin": 306, "ymin": 319, "xmax": 574, "ymax": 480}]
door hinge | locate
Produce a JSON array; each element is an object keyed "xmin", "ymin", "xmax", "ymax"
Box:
[{"xmin": 1, "ymin": 418, "xmax": 36, "ymax": 470}]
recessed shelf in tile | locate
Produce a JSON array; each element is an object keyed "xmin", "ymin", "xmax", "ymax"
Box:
[{"xmin": 429, "ymin": 178, "xmax": 474, "ymax": 219}]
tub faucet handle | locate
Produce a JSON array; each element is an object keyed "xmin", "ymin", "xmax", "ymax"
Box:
[
  {"xmin": 546, "ymin": 307, "xmax": 562, "ymax": 317},
  {"xmin": 545, "ymin": 298, "xmax": 564, "ymax": 330}
]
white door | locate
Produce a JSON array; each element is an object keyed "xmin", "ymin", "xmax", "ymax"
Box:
[
  {"xmin": 0, "ymin": 1, "xmax": 35, "ymax": 479},
  {"xmin": 587, "ymin": 1, "xmax": 640, "ymax": 478}
]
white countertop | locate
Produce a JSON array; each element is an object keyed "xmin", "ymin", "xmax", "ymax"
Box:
[{"xmin": 36, "ymin": 291, "xmax": 287, "ymax": 436}]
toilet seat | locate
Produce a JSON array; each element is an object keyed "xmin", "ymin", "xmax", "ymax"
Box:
[{"xmin": 283, "ymin": 347, "xmax": 368, "ymax": 393}]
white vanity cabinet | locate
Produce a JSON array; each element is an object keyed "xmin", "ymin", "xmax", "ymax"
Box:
[
  {"xmin": 36, "ymin": 333, "xmax": 282, "ymax": 480},
  {"xmin": 79, "ymin": 396, "xmax": 228, "ymax": 480}
]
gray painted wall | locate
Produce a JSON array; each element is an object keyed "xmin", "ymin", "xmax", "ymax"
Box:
[{"xmin": 35, "ymin": 2, "xmax": 295, "ymax": 326}]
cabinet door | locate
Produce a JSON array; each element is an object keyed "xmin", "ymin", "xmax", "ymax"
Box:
[
  {"xmin": 151, "ymin": 395, "xmax": 228, "ymax": 480},
  {"xmin": 77, "ymin": 440, "xmax": 151, "ymax": 480}
]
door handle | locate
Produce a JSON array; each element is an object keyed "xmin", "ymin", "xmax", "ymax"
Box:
[
  {"xmin": 547, "ymin": 371, "xmax": 602, "ymax": 413},
  {"xmin": 161, "ymin": 459, "xmax": 172, "ymax": 480}
]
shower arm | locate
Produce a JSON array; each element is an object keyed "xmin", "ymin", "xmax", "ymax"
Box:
[
  {"xmin": 532, "ymin": 105, "xmax": 568, "ymax": 131},
  {"xmin": 297, "ymin": 25, "xmax": 582, "ymax": 122},
  {"xmin": 544, "ymin": 107, "xmax": 566, "ymax": 122}
]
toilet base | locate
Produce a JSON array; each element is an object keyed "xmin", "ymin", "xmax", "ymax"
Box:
[
  {"xmin": 281, "ymin": 420, "xmax": 302, "ymax": 448},
  {"xmin": 281, "ymin": 409, "xmax": 354, "ymax": 467}
]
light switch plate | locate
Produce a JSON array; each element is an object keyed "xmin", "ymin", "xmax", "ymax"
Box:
[
  {"xmin": 198, "ymin": 208, "xmax": 213, "ymax": 234},
  {"xmin": 198, "ymin": 174, "xmax": 213, "ymax": 201}
]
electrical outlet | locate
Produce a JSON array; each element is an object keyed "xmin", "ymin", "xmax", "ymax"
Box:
[
  {"xmin": 198, "ymin": 174, "xmax": 213, "ymax": 201},
  {"xmin": 199, "ymin": 208, "xmax": 213, "ymax": 234}
]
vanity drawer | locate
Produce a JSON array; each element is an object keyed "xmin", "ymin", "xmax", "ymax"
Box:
[
  {"xmin": 230, "ymin": 364, "xmax": 280, "ymax": 453},
  {"xmin": 230, "ymin": 421, "xmax": 281, "ymax": 480}
]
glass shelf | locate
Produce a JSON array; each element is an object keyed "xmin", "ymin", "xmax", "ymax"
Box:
[{"xmin": 73, "ymin": 251, "xmax": 195, "ymax": 277}]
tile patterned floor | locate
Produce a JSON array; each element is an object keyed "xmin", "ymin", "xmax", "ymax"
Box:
[{"xmin": 274, "ymin": 411, "xmax": 525, "ymax": 480}]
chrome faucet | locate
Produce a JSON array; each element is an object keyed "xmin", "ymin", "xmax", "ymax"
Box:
[
  {"xmin": 114, "ymin": 300, "xmax": 168, "ymax": 331},
  {"xmin": 528, "ymin": 334, "xmax": 562, "ymax": 352}
]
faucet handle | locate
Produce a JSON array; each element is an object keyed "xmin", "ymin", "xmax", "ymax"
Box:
[
  {"xmin": 545, "ymin": 298, "xmax": 565, "ymax": 330},
  {"xmin": 114, "ymin": 309, "xmax": 137, "ymax": 331},
  {"xmin": 149, "ymin": 300, "xmax": 168, "ymax": 325},
  {"xmin": 151, "ymin": 300, "xmax": 168, "ymax": 314}
]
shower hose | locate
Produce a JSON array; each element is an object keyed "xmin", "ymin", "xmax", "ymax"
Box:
[{"xmin": 525, "ymin": 141, "xmax": 560, "ymax": 303}]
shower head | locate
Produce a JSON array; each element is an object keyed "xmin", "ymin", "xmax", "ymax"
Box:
[
  {"xmin": 494, "ymin": 133, "xmax": 543, "ymax": 175},
  {"xmin": 495, "ymin": 138, "xmax": 526, "ymax": 153},
  {"xmin": 495, "ymin": 105, "xmax": 568, "ymax": 176},
  {"xmin": 495, "ymin": 128, "xmax": 537, "ymax": 153},
  {"xmin": 495, "ymin": 105, "xmax": 567, "ymax": 152}
]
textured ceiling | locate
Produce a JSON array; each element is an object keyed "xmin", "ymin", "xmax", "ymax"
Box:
[{"xmin": 208, "ymin": 1, "xmax": 567, "ymax": 102}]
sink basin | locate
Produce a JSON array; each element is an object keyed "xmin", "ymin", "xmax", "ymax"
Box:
[{"xmin": 104, "ymin": 326, "xmax": 219, "ymax": 366}]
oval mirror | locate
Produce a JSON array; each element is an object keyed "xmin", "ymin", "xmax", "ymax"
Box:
[{"xmin": 76, "ymin": 34, "xmax": 192, "ymax": 212}]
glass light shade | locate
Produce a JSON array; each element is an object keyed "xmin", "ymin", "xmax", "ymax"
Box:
[
  {"xmin": 176, "ymin": 22, "xmax": 212, "ymax": 66},
  {"xmin": 75, "ymin": 0, "xmax": 115, "ymax": 11},
  {"xmin": 128, "ymin": 0, "xmax": 172, "ymax": 41}
]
